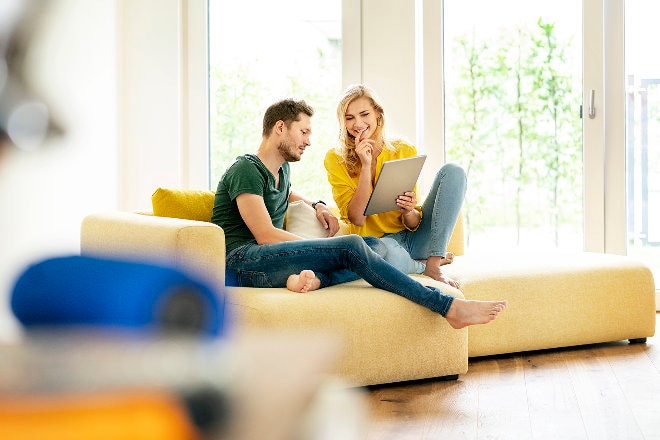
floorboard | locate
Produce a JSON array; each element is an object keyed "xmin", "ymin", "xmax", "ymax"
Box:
[{"xmin": 365, "ymin": 314, "xmax": 660, "ymax": 440}]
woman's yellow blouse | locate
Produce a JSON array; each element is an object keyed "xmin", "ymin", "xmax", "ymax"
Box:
[{"xmin": 324, "ymin": 140, "xmax": 422, "ymax": 237}]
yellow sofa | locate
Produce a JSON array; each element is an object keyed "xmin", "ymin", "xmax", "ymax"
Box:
[{"xmin": 80, "ymin": 188, "xmax": 656, "ymax": 386}]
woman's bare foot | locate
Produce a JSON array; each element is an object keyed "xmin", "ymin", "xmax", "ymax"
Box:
[
  {"xmin": 286, "ymin": 270, "xmax": 321, "ymax": 293},
  {"xmin": 423, "ymin": 262, "xmax": 461, "ymax": 289},
  {"xmin": 433, "ymin": 252, "xmax": 454, "ymax": 266},
  {"xmin": 445, "ymin": 298, "xmax": 507, "ymax": 329}
]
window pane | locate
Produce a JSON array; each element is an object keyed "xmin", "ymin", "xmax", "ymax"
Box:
[
  {"xmin": 443, "ymin": 1, "xmax": 583, "ymax": 251},
  {"xmin": 208, "ymin": 0, "xmax": 341, "ymax": 201},
  {"xmin": 625, "ymin": 0, "xmax": 660, "ymax": 287}
]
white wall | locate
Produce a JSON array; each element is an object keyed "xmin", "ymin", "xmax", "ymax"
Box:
[
  {"xmin": 117, "ymin": 0, "xmax": 208, "ymax": 211},
  {"xmin": 0, "ymin": 0, "xmax": 208, "ymax": 340},
  {"xmin": 0, "ymin": 0, "xmax": 118, "ymax": 340}
]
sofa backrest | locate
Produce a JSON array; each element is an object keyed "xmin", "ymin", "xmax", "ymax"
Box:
[{"xmin": 150, "ymin": 187, "xmax": 465, "ymax": 256}]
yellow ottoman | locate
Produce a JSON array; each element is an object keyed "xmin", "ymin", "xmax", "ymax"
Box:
[{"xmin": 443, "ymin": 251, "xmax": 656, "ymax": 357}]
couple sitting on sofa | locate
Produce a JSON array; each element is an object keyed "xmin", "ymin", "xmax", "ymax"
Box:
[{"xmin": 211, "ymin": 87, "xmax": 507, "ymax": 330}]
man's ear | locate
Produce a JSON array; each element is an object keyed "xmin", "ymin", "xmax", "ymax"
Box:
[{"xmin": 273, "ymin": 120, "xmax": 286, "ymax": 135}]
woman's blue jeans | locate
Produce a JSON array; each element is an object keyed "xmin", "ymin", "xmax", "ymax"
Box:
[
  {"xmin": 225, "ymin": 234, "xmax": 455, "ymax": 315},
  {"xmin": 384, "ymin": 162, "xmax": 467, "ymax": 272}
]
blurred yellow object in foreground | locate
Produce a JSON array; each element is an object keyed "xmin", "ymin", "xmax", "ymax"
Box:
[{"xmin": 0, "ymin": 388, "xmax": 201, "ymax": 440}]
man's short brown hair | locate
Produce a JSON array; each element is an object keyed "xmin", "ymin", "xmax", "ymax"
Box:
[{"xmin": 262, "ymin": 99, "xmax": 314, "ymax": 137}]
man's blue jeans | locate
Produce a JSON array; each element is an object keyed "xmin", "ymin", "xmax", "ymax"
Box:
[
  {"xmin": 384, "ymin": 162, "xmax": 467, "ymax": 271},
  {"xmin": 225, "ymin": 234, "xmax": 455, "ymax": 315}
]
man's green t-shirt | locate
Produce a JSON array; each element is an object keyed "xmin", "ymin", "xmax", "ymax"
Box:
[{"xmin": 212, "ymin": 154, "xmax": 291, "ymax": 253}]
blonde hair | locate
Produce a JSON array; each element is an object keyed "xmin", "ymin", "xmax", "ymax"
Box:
[{"xmin": 335, "ymin": 84, "xmax": 395, "ymax": 177}]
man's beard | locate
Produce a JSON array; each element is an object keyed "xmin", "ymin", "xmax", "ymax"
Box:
[{"xmin": 278, "ymin": 140, "xmax": 302, "ymax": 162}]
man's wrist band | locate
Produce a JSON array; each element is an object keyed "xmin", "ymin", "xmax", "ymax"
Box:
[{"xmin": 312, "ymin": 200, "xmax": 326, "ymax": 210}]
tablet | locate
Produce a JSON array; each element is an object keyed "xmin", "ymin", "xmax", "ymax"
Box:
[{"xmin": 364, "ymin": 155, "xmax": 427, "ymax": 216}]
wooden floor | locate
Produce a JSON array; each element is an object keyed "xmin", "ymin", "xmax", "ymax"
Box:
[{"xmin": 365, "ymin": 313, "xmax": 660, "ymax": 440}]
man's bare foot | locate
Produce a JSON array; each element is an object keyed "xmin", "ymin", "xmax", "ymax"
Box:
[
  {"xmin": 423, "ymin": 262, "xmax": 461, "ymax": 289},
  {"xmin": 286, "ymin": 270, "xmax": 321, "ymax": 293},
  {"xmin": 445, "ymin": 298, "xmax": 508, "ymax": 329}
]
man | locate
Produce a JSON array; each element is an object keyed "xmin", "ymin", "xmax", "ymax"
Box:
[{"xmin": 211, "ymin": 99, "xmax": 507, "ymax": 329}]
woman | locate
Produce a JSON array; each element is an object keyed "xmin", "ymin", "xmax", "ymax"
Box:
[{"xmin": 324, "ymin": 84, "xmax": 466, "ymax": 288}]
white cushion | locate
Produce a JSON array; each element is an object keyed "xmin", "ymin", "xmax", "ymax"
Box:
[{"xmin": 284, "ymin": 201, "xmax": 347, "ymax": 238}]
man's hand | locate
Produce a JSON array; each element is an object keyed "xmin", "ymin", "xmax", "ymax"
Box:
[{"xmin": 315, "ymin": 205, "xmax": 340, "ymax": 237}]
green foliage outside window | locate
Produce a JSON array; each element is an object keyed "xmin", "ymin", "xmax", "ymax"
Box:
[
  {"xmin": 445, "ymin": 19, "xmax": 582, "ymax": 247},
  {"xmin": 209, "ymin": 45, "xmax": 340, "ymax": 203}
]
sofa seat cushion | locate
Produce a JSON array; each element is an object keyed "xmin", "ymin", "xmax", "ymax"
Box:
[
  {"xmin": 225, "ymin": 276, "xmax": 468, "ymax": 387},
  {"xmin": 442, "ymin": 251, "xmax": 657, "ymax": 357}
]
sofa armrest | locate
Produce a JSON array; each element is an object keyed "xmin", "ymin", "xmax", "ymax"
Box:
[{"xmin": 80, "ymin": 212, "xmax": 226, "ymax": 292}]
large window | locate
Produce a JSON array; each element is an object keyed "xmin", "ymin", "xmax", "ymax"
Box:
[
  {"xmin": 208, "ymin": 0, "xmax": 341, "ymax": 201},
  {"xmin": 443, "ymin": 0, "xmax": 583, "ymax": 251}
]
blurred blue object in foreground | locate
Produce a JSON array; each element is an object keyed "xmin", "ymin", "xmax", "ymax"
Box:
[{"xmin": 10, "ymin": 255, "xmax": 226, "ymax": 337}]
